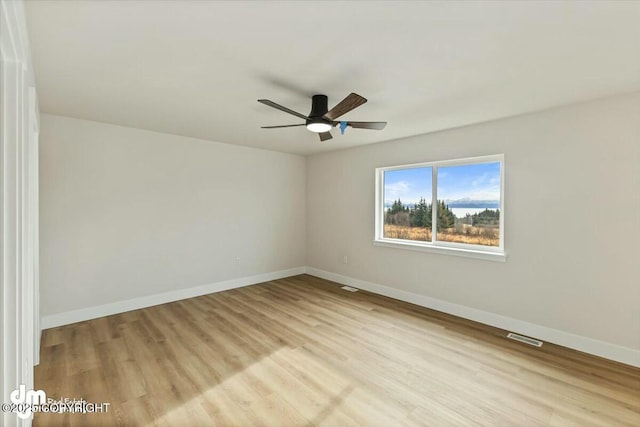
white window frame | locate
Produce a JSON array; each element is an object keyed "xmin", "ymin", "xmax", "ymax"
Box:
[{"xmin": 374, "ymin": 154, "xmax": 506, "ymax": 262}]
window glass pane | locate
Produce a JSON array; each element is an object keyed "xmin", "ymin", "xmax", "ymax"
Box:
[
  {"xmin": 436, "ymin": 162, "xmax": 501, "ymax": 247},
  {"xmin": 383, "ymin": 167, "xmax": 432, "ymax": 241}
]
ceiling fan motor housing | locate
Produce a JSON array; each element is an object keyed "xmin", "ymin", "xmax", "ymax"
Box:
[{"xmin": 308, "ymin": 95, "xmax": 330, "ymax": 126}]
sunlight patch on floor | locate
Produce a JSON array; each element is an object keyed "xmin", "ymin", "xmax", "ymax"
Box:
[{"xmin": 145, "ymin": 346, "xmax": 355, "ymax": 426}]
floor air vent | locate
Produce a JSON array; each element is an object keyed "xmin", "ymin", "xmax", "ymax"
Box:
[
  {"xmin": 507, "ymin": 333, "xmax": 543, "ymax": 347},
  {"xmin": 341, "ymin": 286, "xmax": 359, "ymax": 292}
]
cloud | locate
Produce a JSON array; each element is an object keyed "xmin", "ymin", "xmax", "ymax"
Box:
[
  {"xmin": 384, "ymin": 181, "xmax": 410, "ymax": 201},
  {"xmin": 384, "ymin": 180, "xmax": 430, "ymax": 205},
  {"xmin": 471, "ymin": 172, "xmax": 495, "ymax": 187},
  {"xmin": 438, "ymin": 185, "xmax": 500, "ymax": 201},
  {"xmin": 467, "ymin": 189, "xmax": 500, "ymax": 200}
]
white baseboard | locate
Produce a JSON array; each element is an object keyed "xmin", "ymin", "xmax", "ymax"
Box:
[
  {"xmin": 305, "ymin": 267, "xmax": 640, "ymax": 368},
  {"xmin": 41, "ymin": 267, "xmax": 306, "ymax": 329}
]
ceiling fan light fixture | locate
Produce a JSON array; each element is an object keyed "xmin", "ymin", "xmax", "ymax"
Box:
[{"xmin": 306, "ymin": 122, "xmax": 332, "ymax": 133}]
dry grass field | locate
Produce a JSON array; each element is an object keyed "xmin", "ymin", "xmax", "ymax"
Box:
[
  {"xmin": 384, "ymin": 224, "xmax": 499, "ymax": 247},
  {"xmin": 384, "ymin": 224, "xmax": 432, "ymax": 241}
]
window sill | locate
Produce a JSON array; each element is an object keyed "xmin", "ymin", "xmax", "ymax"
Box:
[{"xmin": 373, "ymin": 239, "xmax": 507, "ymax": 262}]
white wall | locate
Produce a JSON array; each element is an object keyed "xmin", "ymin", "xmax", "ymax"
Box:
[
  {"xmin": 38, "ymin": 93, "xmax": 640, "ymax": 367},
  {"xmin": 39, "ymin": 114, "xmax": 306, "ymax": 318},
  {"xmin": 306, "ymin": 93, "xmax": 640, "ymax": 361}
]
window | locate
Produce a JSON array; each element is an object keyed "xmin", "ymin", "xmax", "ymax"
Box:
[{"xmin": 375, "ymin": 155, "xmax": 505, "ymax": 261}]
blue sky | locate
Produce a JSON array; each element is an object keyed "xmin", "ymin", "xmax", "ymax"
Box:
[{"xmin": 384, "ymin": 162, "xmax": 500, "ymax": 204}]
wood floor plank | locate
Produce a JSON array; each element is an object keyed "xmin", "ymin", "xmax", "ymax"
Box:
[{"xmin": 34, "ymin": 275, "xmax": 640, "ymax": 426}]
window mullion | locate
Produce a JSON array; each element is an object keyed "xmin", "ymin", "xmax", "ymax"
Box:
[{"xmin": 432, "ymin": 165, "xmax": 437, "ymax": 243}]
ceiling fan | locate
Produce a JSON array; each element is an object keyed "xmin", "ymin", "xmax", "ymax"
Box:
[{"xmin": 258, "ymin": 93, "xmax": 387, "ymax": 141}]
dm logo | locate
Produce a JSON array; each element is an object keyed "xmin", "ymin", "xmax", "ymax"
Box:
[{"xmin": 10, "ymin": 384, "xmax": 46, "ymax": 419}]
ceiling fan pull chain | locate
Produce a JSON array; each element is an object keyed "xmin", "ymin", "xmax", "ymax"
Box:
[{"xmin": 340, "ymin": 121, "xmax": 348, "ymax": 135}]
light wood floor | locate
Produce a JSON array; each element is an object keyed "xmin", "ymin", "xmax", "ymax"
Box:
[{"xmin": 35, "ymin": 274, "xmax": 640, "ymax": 426}]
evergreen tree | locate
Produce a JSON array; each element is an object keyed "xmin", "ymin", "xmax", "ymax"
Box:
[
  {"xmin": 388, "ymin": 199, "xmax": 406, "ymax": 215},
  {"xmin": 471, "ymin": 208, "xmax": 499, "ymax": 226},
  {"xmin": 424, "ymin": 202, "xmax": 433, "ymax": 229},
  {"xmin": 437, "ymin": 200, "xmax": 455, "ymax": 231},
  {"xmin": 385, "ymin": 199, "xmax": 410, "ymax": 225},
  {"xmin": 409, "ymin": 198, "xmax": 430, "ymax": 227},
  {"xmin": 387, "ymin": 198, "xmax": 461, "ymax": 231}
]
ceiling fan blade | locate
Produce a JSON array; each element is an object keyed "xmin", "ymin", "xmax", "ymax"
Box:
[
  {"xmin": 346, "ymin": 121, "xmax": 387, "ymax": 130},
  {"xmin": 319, "ymin": 131, "xmax": 333, "ymax": 142},
  {"xmin": 258, "ymin": 99, "xmax": 309, "ymax": 121},
  {"xmin": 261, "ymin": 124, "xmax": 306, "ymax": 129},
  {"xmin": 323, "ymin": 93, "xmax": 367, "ymax": 121}
]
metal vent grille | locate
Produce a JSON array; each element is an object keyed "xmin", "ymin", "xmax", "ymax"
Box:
[{"xmin": 507, "ymin": 332, "xmax": 543, "ymax": 347}]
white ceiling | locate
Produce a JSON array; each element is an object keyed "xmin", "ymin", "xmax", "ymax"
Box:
[{"xmin": 25, "ymin": 1, "xmax": 640, "ymax": 155}]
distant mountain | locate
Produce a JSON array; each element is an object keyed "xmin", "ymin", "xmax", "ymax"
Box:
[{"xmin": 446, "ymin": 198, "xmax": 499, "ymax": 209}]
